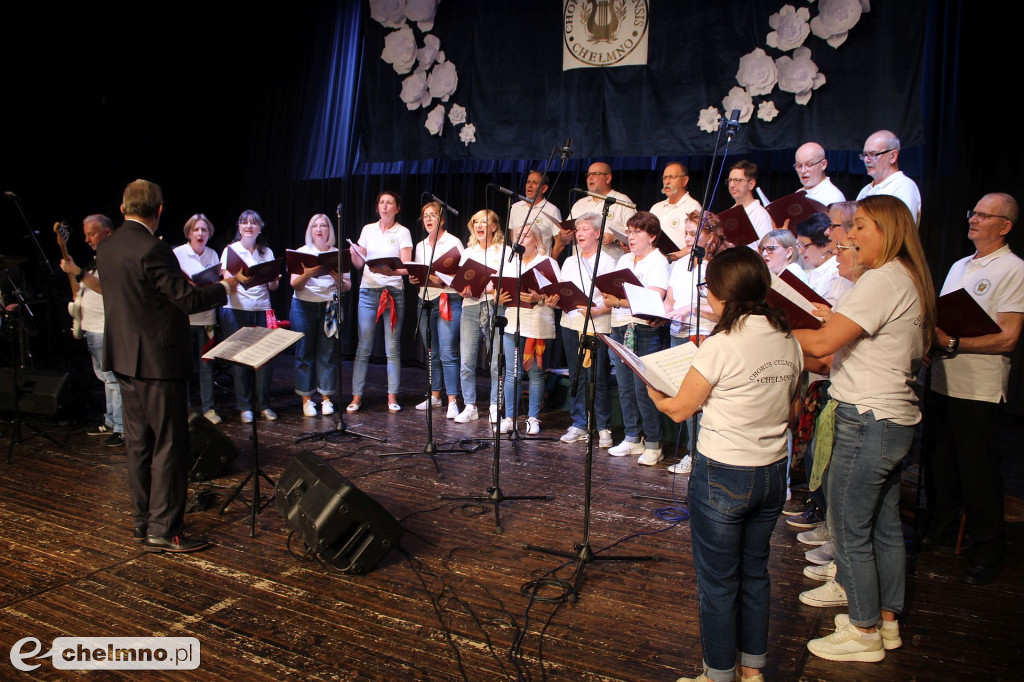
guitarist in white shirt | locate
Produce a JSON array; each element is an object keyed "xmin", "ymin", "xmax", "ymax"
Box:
[{"xmin": 59, "ymin": 214, "xmax": 124, "ymax": 447}]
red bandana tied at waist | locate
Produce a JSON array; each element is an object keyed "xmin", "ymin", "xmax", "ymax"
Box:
[
  {"xmin": 376, "ymin": 289, "xmax": 397, "ymax": 330},
  {"xmin": 523, "ymin": 338, "xmax": 545, "ymax": 371},
  {"xmin": 439, "ymin": 293, "xmax": 451, "ymax": 321}
]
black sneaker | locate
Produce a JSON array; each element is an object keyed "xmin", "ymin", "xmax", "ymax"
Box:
[
  {"xmin": 104, "ymin": 432, "xmax": 125, "ymax": 447},
  {"xmin": 86, "ymin": 424, "xmax": 112, "ymax": 436},
  {"xmin": 786, "ymin": 506, "xmax": 825, "ymax": 529}
]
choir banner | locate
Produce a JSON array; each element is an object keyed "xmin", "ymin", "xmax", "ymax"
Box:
[
  {"xmin": 358, "ymin": 1, "xmax": 925, "ymax": 161},
  {"xmin": 562, "ymin": 1, "xmax": 650, "ymax": 70}
]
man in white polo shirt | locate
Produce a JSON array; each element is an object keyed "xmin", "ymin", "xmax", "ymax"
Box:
[
  {"xmin": 794, "ymin": 142, "xmax": 845, "ymax": 206},
  {"xmin": 856, "ymin": 130, "xmax": 921, "ymax": 224},
  {"xmin": 650, "ymin": 162, "xmax": 701, "ymax": 262}
]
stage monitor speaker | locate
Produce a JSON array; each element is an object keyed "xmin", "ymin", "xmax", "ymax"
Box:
[
  {"xmin": 188, "ymin": 414, "xmax": 237, "ymax": 481},
  {"xmin": 0, "ymin": 368, "xmax": 69, "ymax": 416},
  {"xmin": 275, "ymin": 451, "xmax": 403, "ymax": 574}
]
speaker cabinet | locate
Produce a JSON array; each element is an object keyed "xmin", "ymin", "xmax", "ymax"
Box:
[
  {"xmin": 0, "ymin": 368, "xmax": 69, "ymax": 416},
  {"xmin": 275, "ymin": 451, "xmax": 403, "ymax": 574},
  {"xmin": 187, "ymin": 414, "xmax": 237, "ymax": 481}
]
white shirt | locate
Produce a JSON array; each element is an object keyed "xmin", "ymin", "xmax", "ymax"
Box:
[
  {"xmin": 857, "ymin": 170, "xmax": 922, "ymax": 224},
  {"xmin": 560, "ymin": 250, "xmax": 617, "ymax": 334},
  {"xmin": 931, "ymin": 245, "xmax": 1024, "ymax": 403},
  {"xmin": 222, "ymin": 242, "xmax": 275, "ymax": 311},
  {"xmin": 650, "ymin": 192, "xmax": 701, "ymax": 252},
  {"xmin": 79, "ymin": 266, "xmax": 105, "ymax": 334},
  {"xmin": 806, "ymin": 256, "xmax": 840, "ymax": 301},
  {"xmin": 829, "ymin": 260, "xmax": 924, "ymax": 425},
  {"xmin": 745, "ymin": 201, "xmax": 774, "ymax": 245},
  {"xmin": 802, "ymin": 177, "xmax": 846, "ymax": 206},
  {"xmin": 357, "ymin": 221, "xmax": 413, "ymax": 289},
  {"xmin": 504, "ymin": 255, "xmax": 560, "ymax": 339},
  {"xmin": 571, "ymin": 191, "xmax": 636, "ymax": 262},
  {"xmin": 667, "ymin": 258, "xmax": 716, "ymax": 338},
  {"xmin": 509, "ymin": 199, "xmax": 562, "ymax": 254},
  {"xmin": 292, "ymin": 244, "xmax": 340, "ymax": 304},
  {"xmin": 459, "ymin": 242, "xmax": 507, "ymax": 306},
  {"xmin": 174, "ymin": 243, "xmax": 221, "ymax": 325},
  {"xmin": 609, "ymin": 249, "xmax": 670, "ymax": 327},
  {"xmin": 413, "ymin": 231, "xmax": 465, "ymax": 301},
  {"xmin": 692, "ymin": 315, "xmax": 803, "ymax": 466}
]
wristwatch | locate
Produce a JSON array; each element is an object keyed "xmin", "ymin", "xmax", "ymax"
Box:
[{"xmin": 945, "ymin": 336, "xmax": 959, "ymax": 355}]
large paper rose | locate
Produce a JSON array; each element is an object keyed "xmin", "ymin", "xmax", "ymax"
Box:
[
  {"xmin": 405, "ymin": 0, "xmax": 439, "ymax": 32},
  {"xmin": 767, "ymin": 5, "xmax": 811, "ymax": 52},
  {"xmin": 381, "ymin": 25, "xmax": 417, "ymax": 75},
  {"xmin": 722, "ymin": 87, "xmax": 754, "ymax": 124},
  {"xmin": 459, "ymin": 122, "xmax": 476, "ymax": 146},
  {"xmin": 369, "ymin": 0, "xmax": 407, "ymax": 29},
  {"xmin": 427, "ymin": 60, "xmax": 458, "ymax": 102},
  {"xmin": 735, "ymin": 48, "xmax": 778, "ymax": 97},
  {"xmin": 757, "ymin": 100, "xmax": 780, "ymax": 123},
  {"xmin": 399, "ymin": 70, "xmax": 431, "ymax": 110},
  {"xmin": 698, "ymin": 106, "xmax": 721, "ymax": 134},
  {"xmin": 425, "ymin": 104, "xmax": 445, "ymax": 136},
  {"xmin": 417, "ymin": 34, "xmax": 441, "ymax": 70},
  {"xmin": 810, "ymin": 0, "xmax": 867, "ymax": 49},
  {"xmin": 776, "ymin": 47, "xmax": 826, "ymax": 105},
  {"xmin": 448, "ymin": 103, "xmax": 467, "ymax": 126}
]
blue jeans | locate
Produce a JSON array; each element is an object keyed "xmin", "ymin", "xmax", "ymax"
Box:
[
  {"xmin": 86, "ymin": 331, "xmax": 123, "ymax": 432},
  {"xmin": 189, "ymin": 325, "xmax": 216, "ymax": 413},
  {"xmin": 828, "ymin": 402, "xmax": 912, "ymax": 627},
  {"xmin": 418, "ymin": 294, "xmax": 462, "ymax": 396},
  {"xmin": 352, "ymin": 286, "xmax": 405, "ymax": 396},
  {"xmin": 610, "ymin": 324, "xmax": 664, "ymax": 444},
  {"xmin": 561, "ymin": 326, "xmax": 611, "ymax": 430},
  {"xmin": 688, "ymin": 452, "xmax": 788, "ymax": 681},
  {"xmin": 503, "ymin": 333, "xmax": 544, "ymax": 419},
  {"xmin": 219, "ymin": 307, "xmax": 273, "ymax": 412},
  {"xmin": 290, "ymin": 297, "xmax": 338, "ymax": 397},
  {"xmin": 460, "ymin": 303, "xmax": 500, "ymax": 406}
]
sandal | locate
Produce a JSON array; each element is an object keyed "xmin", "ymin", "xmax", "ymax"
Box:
[
  {"xmin": 388, "ymin": 402, "xmax": 402, "ymax": 413},
  {"xmin": 346, "ymin": 401, "xmax": 361, "ymax": 413}
]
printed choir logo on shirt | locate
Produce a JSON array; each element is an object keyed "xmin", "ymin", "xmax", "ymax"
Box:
[
  {"xmin": 563, "ymin": 0, "xmax": 650, "ymax": 71},
  {"xmin": 388, "ymin": 237, "xmax": 397, "ymax": 246},
  {"xmin": 974, "ymin": 279, "xmax": 992, "ymax": 296}
]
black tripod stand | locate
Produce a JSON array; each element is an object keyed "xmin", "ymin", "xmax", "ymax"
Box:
[{"xmin": 220, "ymin": 364, "xmax": 275, "ymax": 537}]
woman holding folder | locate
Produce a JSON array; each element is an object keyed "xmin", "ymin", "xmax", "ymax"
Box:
[{"xmin": 649, "ymin": 246, "xmax": 802, "ymax": 682}]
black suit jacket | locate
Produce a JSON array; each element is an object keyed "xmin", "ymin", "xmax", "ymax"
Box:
[{"xmin": 97, "ymin": 219, "xmax": 228, "ymax": 380}]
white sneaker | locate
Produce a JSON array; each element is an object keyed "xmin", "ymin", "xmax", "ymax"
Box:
[
  {"xmin": 803, "ymin": 560, "xmax": 837, "ymax": 582},
  {"xmin": 835, "ymin": 614, "xmax": 902, "ymax": 650},
  {"xmin": 416, "ymin": 396, "xmax": 442, "ymax": 410},
  {"xmin": 203, "ymin": 409, "xmax": 222, "ymax": 425},
  {"xmin": 799, "ymin": 580, "xmax": 848, "ymax": 608},
  {"xmin": 598, "ymin": 429, "xmax": 613, "ymax": 448},
  {"xmin": 454, "ymin": 405, "xmax": 479, "ymax": 423},
  {"xmin": 446, "ymin": 401, "xmax": 460, "ymax": 419},
  {"xmin": 805, "ymin": 541, "xmax": 834, "ymax": 565},
  {"xmin": 807, "ymin": 621, "xmax": 885, "ymax": 662},
  {"xmin": 302, "ymin": 401, "xmax": 318, "ymax": 417},
  {"xmin": 797, "ymin": 526, "xmax": 830, "ymax": 546},
  {"xmin": 488, "ymin": 404, "xmax": 498, "ymax": 424},
  {"xmin": 240, "ymin": 411, "xmax": 254, "ymax": 424},
  {"xmin": 260, "ymin": 408, "xmax": 278, "ymax": 421},
  {"xmin": 560, "ymin": 426, "xmax": 588, "ymax": 443},
  {"xmin": 526, "ymin": 417, "xmax": 541, "ymax": 435},
  {"xmin": 668, "ymin": 454, "xmax": 692, "ymax": 475},
  {"xmin": 499, "ymin": 417, "xmax": 513, "ymax": 434},
  {"xmin": 638, "ymin": 448, "xmax": 663, "ymax": 466},
  {"xmin": 608, "ymin": 439, "xmax": 644, "ymax": 457},
  {"xmin": 321, "ymin": 398, "xmax": 335, "ymax": 416}
]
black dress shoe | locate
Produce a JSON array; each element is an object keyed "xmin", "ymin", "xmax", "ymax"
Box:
[
  {"xmin": 144, "ymin": 535, "xmax": 210, "ymax": 554},
  {"xmin": 133, "ymin": 526, "xmax": 147, "ymax": 542},
  {"xmin": 962, "ymin": 563, "xmax": 999, "ymax": 586}
]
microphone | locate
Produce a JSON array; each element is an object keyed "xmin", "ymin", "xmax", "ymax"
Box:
[
  {"xmin": 725, "ymin": 108, "xmax": 741, "ymax": 142},
  {"xmin": 559, "ymin": 137, "xmax": 573, "ymax": 161},
  {"xmin": 428, "ymin": 193, "xmax": 459, "ymax": 216},
  {"xmin": 486, "ymin": 183, "xmax": 528, "ymax": 203},
  {"xmin": 336, "ymin": 202, "xmax": 343, "ymax": 216},
  {"xmin": 4, "ymin": 191, "xmax": 19, "ymax": 199},
  {"xmin": 571, "ymin": 188, "xmax": 636, "ymax": 210}
]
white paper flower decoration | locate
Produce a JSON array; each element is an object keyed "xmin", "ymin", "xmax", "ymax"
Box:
[
  {"xmin": 381, "ymin": 25, "xmax": 418, "ymax": 75},
  {"xmin": 722, "ymin": 87, "xmax": 754, "ymax": 124},
  {"xmin": 810, "ymin": 0, "xmax": 866, "ymax": 49},
  {"xmin": 399, "ymin": 70, "xmax": 431, "ymax": 110},
  {"xmin": 767, "ymin": 5, "xmax": 811, "ymax": 52},
  {"xmin": 698, "ymin": 106, "xmax": 722, "ymax": 134},
  {"xmin": 776, "ymin": 47, "xmax": 826, "ymax": 105},
  {"xmin": 448, "ymin": 103, "xmax": 467, "ymax": 126},
  {"xmin": 417, "ymin": 34, "xmax": 441, "ymax": 70},
  {"xmin": 757, "ymin": 100, "xmax": 780, "ymax": 122},
  {"xmin": 427, "ymin": 60, "xmax": 458, "ymax": 102},
  {"xmin": 459, "ymin": 123, "xmax": 476, "ymax": 146},
  {"xmin": 425, "ymin": 104, "xmax": 445, "ymax": 136},
  {"xmin": 406, "ymin": 0, "xmax": 440, "ymax": 32},
  {"xmin": 735, "ymin": 48, "xmax": 778, "ymax": 97},
  {"xmin": 369, "ymin": 0, "xmax": 408, "ymax": 28}
]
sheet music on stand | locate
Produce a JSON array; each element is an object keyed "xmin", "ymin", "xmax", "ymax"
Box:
[
  {"xmin": 204, "ymin": 326, "xmax": 304, "ymax": 370},
  {"xmin": 599, "ymin": 333, "xmax": 698, "ymax": 396}
]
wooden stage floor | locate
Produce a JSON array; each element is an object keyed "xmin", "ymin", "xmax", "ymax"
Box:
[{"xmin": 1, "ymin": 359, "xmax": 1020, "ymax": 681}]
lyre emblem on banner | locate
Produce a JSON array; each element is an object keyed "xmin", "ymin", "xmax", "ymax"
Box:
[{"xmin": 563, "ymin": 0, "xmax": 649, "ymax": 71}]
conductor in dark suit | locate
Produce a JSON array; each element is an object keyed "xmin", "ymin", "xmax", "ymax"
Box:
[{"xmin": 98, "ymin": 179, "xmax": 238, "ymax": 553}]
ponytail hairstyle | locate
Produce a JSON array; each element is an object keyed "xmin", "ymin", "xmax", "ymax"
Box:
[{"xmin": 705, "ymin": 246, "xmax": 791, "ymax": 337}]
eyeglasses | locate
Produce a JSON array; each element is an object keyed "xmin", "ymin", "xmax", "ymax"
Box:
[
  {"xmin": 795, "ymin": 241, "xmax": 813, "ymax": 251},
  {"xmin": 967, "ymin": 210, "xmax": 1010, "ymax": 221},
  {"xmin": 422, "ymin": 213, "xmax": 440, "ymax": 220},
  {"xmin": 696, "ymin": 281, "xmax": 708, "ymax": 298},
  {"xmin": 662, "ymin": 174, "xmax": 685, "ymax": 180},
  {"xmin": 760, "ymin": 245, "xmax": 780, "ymax": 254},
  {"xmin": 624, "ymin": 228, "xmax": 647, "ymax": 236},
  {"xmin": 239, "ymin": 220, "xmax": 260, "ymax": 226},
  {"xmin": 835, "ymin": 243, "xmax": 857, "ymax": 252},
  {"xmin": 586, "ymin": 171, "xmax": 610, "ymax": 177},
  {"xmin": 793, "ymin": 159, "xmax": 825, "ymax": 171},
  {"xmin": 727, "ymin": 177, "xmax": 751, "ymax": 184},
  {"xmin": 858, "ymin": 148, "xmax": 895, "ymax": 161}
]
